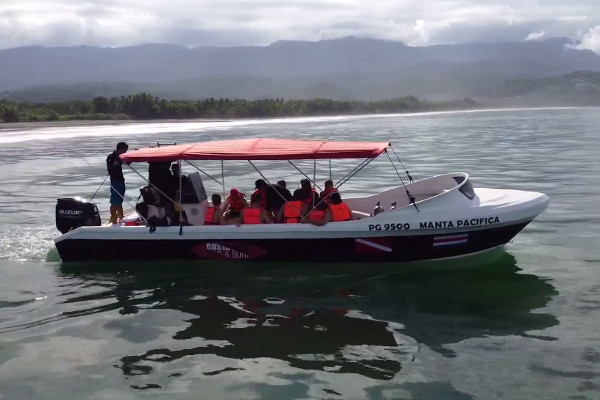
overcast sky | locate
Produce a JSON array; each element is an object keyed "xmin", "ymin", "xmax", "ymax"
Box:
[{"xmin": 1, "ymin": 0, "xmax": 600, "ymax": 53}]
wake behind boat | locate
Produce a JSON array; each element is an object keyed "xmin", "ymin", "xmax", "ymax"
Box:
[{"xmin": 54, "ymin": 138, "xmax": 548, "ymax": 262}]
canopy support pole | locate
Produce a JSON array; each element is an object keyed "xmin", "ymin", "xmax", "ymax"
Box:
[
  {"xmin": 390, "ymin": 146, "xmax": 414, "ymax": 183},
  {"xmin": 287, "ymin": 160, "xmax": 323, "ymax": 192},
  {"xmin": 90, "ymin": 174, "xmax": 109, "ymax": 202},
  {"xmin": 313, "ymin": 159, "xmax": 317, "ymax": 208},
  {"xmin": 183, "ymin": 160, "xmax": 221, "ymax": 185},
  {"xmin": 333, "ymin": 157, "xmax": 373, "ymax": 188},
  {"xmin": 178, "ymin": 160, "xmax": 183, "ymax": 229},
  {"xmin": 248, "ymin": 160, "xmax": 303, "ymax": 218},
  {"xmin": 221, "ymin": 161, "xmax": 225, "ymax": 198},
  {"xmin": 309, "ymin": 157, "xmax": 376, "ymax": 214},
  {"xmin": 313, "ymin": 159, "xmax": 316, "ymax": 189},
  {"xmin": 385, "ymin": 150, "xmax": 419, "ymax": 212},
  {"xmin": 125, "ymin": 164, "xmax": 179, "ymax": 211}
]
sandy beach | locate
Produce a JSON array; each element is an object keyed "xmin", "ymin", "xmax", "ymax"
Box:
[{"xmin": 0, "ymin": 118, "xmax": 230, "ymax": 131}]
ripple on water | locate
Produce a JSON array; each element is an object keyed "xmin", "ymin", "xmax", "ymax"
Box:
[{"xmin": 0, "ymin": 224, "xmax": 56, "ymax": 261}]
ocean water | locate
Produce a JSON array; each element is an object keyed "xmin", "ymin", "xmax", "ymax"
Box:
[{"xmin": 0, "ymin": 108, "xmax": 598, "ymax": 399}]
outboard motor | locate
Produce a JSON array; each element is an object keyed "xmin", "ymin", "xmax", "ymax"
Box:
[{"xmin": 56, "ymin": 197, "xmax": 101, "ymax": 234}]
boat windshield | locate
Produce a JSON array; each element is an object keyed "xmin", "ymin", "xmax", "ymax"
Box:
[{"xmin": 454, "ymin": 176, "xmax": 475, "ymax": 200}]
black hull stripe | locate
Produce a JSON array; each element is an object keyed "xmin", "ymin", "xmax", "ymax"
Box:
[{"xmin": 56, "ymin": 222, "xmax": 531, "ymax": 263}]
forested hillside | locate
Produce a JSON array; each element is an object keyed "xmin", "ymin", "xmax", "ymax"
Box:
[{"xmin": 0, "ymin": 93, "xmax": 478, "ymax": 123}]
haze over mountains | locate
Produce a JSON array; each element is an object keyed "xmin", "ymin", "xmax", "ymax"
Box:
[{"xmin": 1, "ymin": 37, "xmax": 600, "ymax": 105}]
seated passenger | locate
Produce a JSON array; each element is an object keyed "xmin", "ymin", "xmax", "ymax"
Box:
[
  {"xmin": 320, "ymin": 179, "xmax": 338, "ymax": 203},
  {"xmin": 223, "ymin": 188, "xmax": 248, "ymax": 220},
  {"xmin": 277, "ymin": 192, "xmax": 307, "ymax": 223},
  {"xmin": 253, "ymin": 179, "xmax": 268, "ymax": 209},
  {"xmin": 241, "ymin": 193, "xmax": 272, "ymax": 224},
  {"xmin": 253, "ymin": 178, "xmax": 292, "ymax": 214},
  {"xmin": 205, "ymin": 194, "xmax": 225, "ymax": 225},
  {"xmin": 303, "ymin": 196, "xmax": 332, "ymax": 226},
  {"xmin": 328, "ymin": 192, "xmax": 352, "ymax": 222},
  {"xmin": 293, "ymin": 178, "xmax": 316, "ymax": 207}
]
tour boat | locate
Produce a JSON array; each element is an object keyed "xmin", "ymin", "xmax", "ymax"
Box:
[{"xmin": 54, "ymin": 138, "xmax": 548, "ymax": 262}]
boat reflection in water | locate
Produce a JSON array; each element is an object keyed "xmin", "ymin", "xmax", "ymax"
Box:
[{"xmin": 59, "ymin": 250, "xmax": 558, "ymax": 394}]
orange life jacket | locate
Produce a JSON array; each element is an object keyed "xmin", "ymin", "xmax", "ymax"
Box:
[
  {"xmin": 309, "ymin": 209, "xmax": 326, "ymax": 221},
  {"xmin": 205, "ymin": 207, "xmax": 218, "ymax": 225},
  {"xmin": 329, "ymin": 202, "xmax": 351, "ymax": 222},
  {"xmin": 243, "ymin": 208, "xmax": 262, "ymax": 224},
  {"xmin": 229, "ymin": 193, "xmax": 245, "ymax": 212},
  {"xmin": 283, "ymin": 201, "xmax": 304, "ymax": 223}
]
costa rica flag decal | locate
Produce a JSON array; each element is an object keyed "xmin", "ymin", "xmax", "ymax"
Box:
[
  {"xmin": 433, "ymin": 233, "xmax": 469, "ymax": 247},
  {"xmin": 355, "ymin": 237, "xmax": 393, "ymax": 254}
]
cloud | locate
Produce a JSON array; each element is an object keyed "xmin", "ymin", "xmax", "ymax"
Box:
[
  {"xmin": 525, "ymin": 31, "xmax": 545, "ymax": 41},
  {"xmin": 0, "ymin": 0, "xmax": 600, "ymax": 49},
  {"xmin": 575, "ymin": 25, "xmax": 600, "ymax": 53}
]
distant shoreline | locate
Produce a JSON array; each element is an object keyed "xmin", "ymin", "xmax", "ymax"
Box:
[
  {"xmin": 0, "ymin": 106, "xmax": 592, "ymax": 132},
  {"xmin": 0, "ymin": 118, "xmax": 231, "ymax": 131},
  {"xmin": 1, "ymin": 93, "xmax": 482, "ymax": 125}
]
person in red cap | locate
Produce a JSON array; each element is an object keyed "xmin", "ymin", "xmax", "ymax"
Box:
[{"xmin": 223, "ymin": 188, "xmax": 248, "ymax": 221}]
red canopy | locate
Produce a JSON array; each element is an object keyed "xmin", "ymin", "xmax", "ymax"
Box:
[{"xmin": 120, "ymin": 138, "xmax": 390, "ymax": 162}]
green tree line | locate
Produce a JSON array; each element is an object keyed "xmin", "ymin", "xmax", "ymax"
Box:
[{"xmin": 1, "ymin": 93, "xmax": 479, "ymax": 123}]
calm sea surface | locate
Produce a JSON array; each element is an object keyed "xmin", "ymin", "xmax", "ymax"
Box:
[{"xmin": 0, "ymin": 108, "xmax": 598, "ymax": 399}]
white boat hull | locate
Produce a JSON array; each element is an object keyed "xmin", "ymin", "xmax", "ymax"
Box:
[{"xmin": 54, "ymin": 174, "xmax": 548, "ymax": 262}]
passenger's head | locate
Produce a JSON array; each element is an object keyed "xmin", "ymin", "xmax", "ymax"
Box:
[
  {"xmin": 250, "ymin": 192, "xmax": 262, "ymax": 206},
  {"xmin": 324, "ymin": 179, "xmax": 334, "ymax": 189},
  {"xmin": 255, "ymin": 179, "xmax": 267, "ymax": 192},
  {"xmin": 116, "ymin": 142, "xmax": 129, "ymax": 154},
  {"xmin": 301, "ymin": 178, "xmax": 311, "ymax": 190},
  {"xmin": 276, "ymin": 180, "xmax": 287, "ymax": 188},
  {"xmin": 291, "ymin": 191, "xmax": 303, "ymax": 201},
  {"xmin": 212, "ymin": 193, "xmax": 222, "ymax": 207},
  {"xmin": 330, "ymin": 192, "xmax": 342, "ymax": 205},
  {"xmin": 230, "ymin": 188, "xmax": 240, "ymax": 198}
]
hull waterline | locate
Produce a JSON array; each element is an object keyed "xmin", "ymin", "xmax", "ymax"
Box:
[{"xmin": 55, "ymin": 221, "xmax": 530, "ymax": 262}]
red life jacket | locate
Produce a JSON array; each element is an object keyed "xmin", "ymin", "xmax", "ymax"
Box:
[
  {"xmin": 309, "ymin": 209, "xmax": 326, "ymax": 221},
  {"xmin": 329, "ymin": 202, "xmax": 351, "ymax": 222},
  {"xmin": 243, "ymin": 208, "xmax": 262, "ymax": 224},
  {"xmin": 205, "ymin": 207, "xmax": 218, "ymax": 225},
  {"xmin": 229, "ymin": 193, "xmax": 245, "ymax": 212},
  {"xmin": 253, "ymin": 189, "xmax": 267, "ymax": 209},
  {"xmin": 283, "ymin": 201, "xmax": 304, "ymax": 223}
]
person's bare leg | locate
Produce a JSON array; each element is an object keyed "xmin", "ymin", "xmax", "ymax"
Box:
[
  {"xmin": 110, "ymin": 205, "xmax": 118, "ymax": 223},
  {"xmin": 116, "ymin": 205, "xmax": 124, "ymax": 223}
]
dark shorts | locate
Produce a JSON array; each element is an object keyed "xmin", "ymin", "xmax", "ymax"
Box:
[
  {"xmin": 229, "ymin": 210, "xmax": 241, "ymax": 219},
  {"xmin": 110, "ymin": 181, "xmax": 126, "ymax": 206}
]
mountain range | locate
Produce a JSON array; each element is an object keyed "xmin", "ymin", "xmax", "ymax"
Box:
[{"xmin": 1, "ymin": 37, "xmax": 599, "ymax": 104}]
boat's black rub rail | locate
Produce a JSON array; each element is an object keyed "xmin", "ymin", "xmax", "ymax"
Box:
[{"xmin": 56, "ymin": 222, "xmax": 530, "ymax": 262}]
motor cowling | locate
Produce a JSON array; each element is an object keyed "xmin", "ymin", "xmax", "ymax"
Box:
[{"xmin": 56, "ymin": 198, "xmax": 101, "ymax": 234}]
